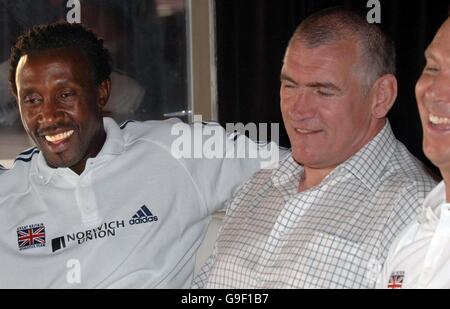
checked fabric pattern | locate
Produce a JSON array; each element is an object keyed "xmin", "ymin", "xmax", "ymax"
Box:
[{"xmin": 194, "ymin": 122, "xmax": 436, "ymax": 289}]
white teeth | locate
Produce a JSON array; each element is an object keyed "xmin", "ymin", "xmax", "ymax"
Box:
[
  {"xmin": 296, "ymin": 129, "xmax": 314, "ymax": 134},
  {"xmin": 430, "ymin": 114, "xmax": 450, "ymax": 125},
  {"xmin": 45, "ymin": 130, "xmax": 74, "ymax": 143}
]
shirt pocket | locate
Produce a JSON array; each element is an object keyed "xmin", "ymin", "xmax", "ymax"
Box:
[{"xmin": 296, "ymin": 231, "xmax": 371, "ymax": 288}]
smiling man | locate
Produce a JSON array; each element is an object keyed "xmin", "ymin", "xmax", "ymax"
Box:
[
  {"xmin": 377, "ymin": 18, "xmax": 450, "ymax": 289},
  {"xmin": 15, "ymin": 47, "xmax": 108, "ymax": 175},
  {"xmin": 193, "ymin": 7, "xmax": 437, "ymax": 289},
  {"xmin": 0, "ymin": 22, "xmax": 262, "ymax": 288}
]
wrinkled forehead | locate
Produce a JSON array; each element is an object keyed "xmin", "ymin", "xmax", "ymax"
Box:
[{"xmin": 284, "ymin": 39, "xmax": 362, "ymax": 74}]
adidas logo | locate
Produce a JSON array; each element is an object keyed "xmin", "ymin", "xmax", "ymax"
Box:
[{"xmin": 129, "ymin": 205, "xmax": 158, "ymax": 225}]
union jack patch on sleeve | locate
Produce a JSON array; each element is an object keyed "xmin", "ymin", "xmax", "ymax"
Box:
[
  {"xmin": 387, "ymin": 271, "xmax": 405, "ymax": 289},
  {"xmin": 17, "ymin": 223, "xmax": 46, "ymax": 251}
]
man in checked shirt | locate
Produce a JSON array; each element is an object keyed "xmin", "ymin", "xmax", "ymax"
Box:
[{"xmin": 193, "ymin": 7, "xmax": 437, "ymax": 289}]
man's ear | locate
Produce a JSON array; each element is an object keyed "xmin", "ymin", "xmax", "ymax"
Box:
[
  {"xmin": 370, "ymin": 74, "xmax": 398, "ymax": 119},
  {"xmin": 97, "ymin": 78, "xmax": 111, "ymax": 110}
]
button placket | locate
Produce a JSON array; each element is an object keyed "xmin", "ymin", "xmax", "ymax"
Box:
[{"xmin": 75, "ymin": 172, "xmax": 100, "ymax": 224}]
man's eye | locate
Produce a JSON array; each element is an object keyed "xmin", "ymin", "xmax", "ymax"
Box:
[
  {"xmin": 23, "ymin": 96, "xmax": 42, "ymax": 105},
  {"xmin": 424, "ymin": 67, "xmax": 438, "ymax": 73},
  {"xmin": 58, "ymin": 91, "xmax": 77, "ymax": 101},
  {"xmin": 60, "ymin": 92, "xmax": 75, "ymax": 98},
  {"xmin": 317, "ymin": 89, "xmax": 334, "ymax": 97},
  {"xmin": 283, "ymin": 84, "xmax": 295, "ymax": 89}
]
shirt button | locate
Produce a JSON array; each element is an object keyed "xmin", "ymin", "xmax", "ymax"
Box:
[{"xmin": 255, "ymin": 276, "xmax": 264, "ymax": 288}]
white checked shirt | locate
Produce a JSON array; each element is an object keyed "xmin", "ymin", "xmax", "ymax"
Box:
[{"xmin": 193, "ymin": 122, "xmax": 437, "ymax": 289}]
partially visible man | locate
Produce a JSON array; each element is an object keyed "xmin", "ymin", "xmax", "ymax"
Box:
[
  {"xmin": 0, "ymin": 22, "xmax": 263, "ymax": 288},
  {"xmin": 193, "ymin": 7, "xmax": 437, "ymax": 289},
  {"xmin": 377, "ymin": 18, "xmax": 450, "ymax": 289}
]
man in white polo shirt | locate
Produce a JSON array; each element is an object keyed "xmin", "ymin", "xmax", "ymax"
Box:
[
  {"xmin": 377, "ymin": 18, "xmax": 450, "ymax": 289},
  {"xmin": 0, "ymin": 22, "xmax": 266, "ymax": 288}
]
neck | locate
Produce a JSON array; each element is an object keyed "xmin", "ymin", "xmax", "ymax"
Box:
[
  {"xmin": 298, "ymin": 166, "xmax": 335, "ymax": 192},
  {"xmin": 297, "ymin": 120, "xmax": 387, "ymax": 193},
  {"xmin": 70, "ymin": 127, "xmax": 106, "ymax": 175},
  {"xmin": 440, "ymin": 169, "xmax": 450, "ymax": 203}
]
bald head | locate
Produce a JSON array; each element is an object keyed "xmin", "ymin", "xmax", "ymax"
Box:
[
  {"xmin": 427, "ymin": 17, "xmax": 450, "ymax": 54},
  {"xmin": 288, "ymin": 7, "xmax": 396, "ymax": 91}
]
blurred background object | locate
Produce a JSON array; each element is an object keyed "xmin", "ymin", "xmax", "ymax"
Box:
[
  {"xmin": 0, "ymin": 60, "xmax": 17, "ymax": 127},
  {"xmin": 155, "ymin": 0, "xmax": 185, "ymax": 17}
]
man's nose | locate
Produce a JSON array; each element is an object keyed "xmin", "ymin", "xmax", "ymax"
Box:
[
  {"xmin": 289, "ymin": 89, "xmax": 315, "ymax": 119},
  {"xmin": 424, "ymin": 73, "xmax": 450, "ymax": 103},
  {"xmin": 37, "ymin": 97, "xmax": 63, "ymax": 125}
]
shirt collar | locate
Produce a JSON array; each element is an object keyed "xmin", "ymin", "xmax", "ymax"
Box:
[
  {"xmin": 31, "ymin": 117, "xmax": 124, "ymax": 183},
  {"xmin": 339, "ymin": 121, "xmax": 396, "ymax": 192},
  {"xmin": 96, "ymin": 117, "xmax": 125, "ymax": 156},
  {"xmin": 418, "ymin": 181, "xmax": 446, "ymax": 224},
  {"xmin": 270, "ymin": 155, "xmax": 301, "ymax": 198},
  {"xmin": 271, "ymin": 121, "xmax": 396, "ymax": 193},
  {"xmin": 271, "ymin": 155, "xmax": 302, "ymax": 188}
]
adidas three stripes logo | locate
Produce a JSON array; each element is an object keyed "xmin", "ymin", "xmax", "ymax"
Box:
[{"xmin": 129, "ymin": 205, "xmax": 159, "ymax": 225}]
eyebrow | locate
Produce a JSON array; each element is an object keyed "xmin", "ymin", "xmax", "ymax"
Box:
[
  {"xmin": 18, "ymin": 88, "xmax": 37, "ymax": 97},
  {"xmin": 424, "ymin": 49, "xmax": 438, "ymax": 61},
  {"xmin": 280, "ymin": 74, "xmax": 296, "ymax": 84},
  {"xmin": 54, "ymin": 79, "xmax": 74, "ymax": 86},
  {"xmin": 280, "ymin": 74, "xmax": 342, "ymax": 92},
  {"xmin": 305, "ymin": 82, "xmax": 341, "ymax": 92}
]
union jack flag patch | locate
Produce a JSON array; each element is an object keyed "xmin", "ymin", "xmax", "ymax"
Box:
[
  {"xmin": 387, "ymin": 271, "xmax": 405, "ymax": 289},
  {"xmin": 17, "ymin": 224, "xmax": 46, "ymax": 251}
]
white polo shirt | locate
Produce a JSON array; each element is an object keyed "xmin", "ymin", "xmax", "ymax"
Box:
[
  {"xmin": 377, "ymin": 181, "xmax": 450, "ymax": 289},
  {"xmin": 0, "ymin": 117, "xmax": 262, "ymax": 288}
]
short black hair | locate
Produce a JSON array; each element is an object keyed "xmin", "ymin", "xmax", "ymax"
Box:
[{"xmin": 9, "ymin": 22, "xmax": 112, "ymax": 95}]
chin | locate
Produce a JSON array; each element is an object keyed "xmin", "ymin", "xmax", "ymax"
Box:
[
  {"xmin": 292, "ymin": 154, "xmax": 313, "ymax": 167},
  {"xmin": 45, "ymin": 154, "xmax": 81, "ymax": 169},
  {"xmin": 292, "ymin": 148, "xmax": 313, "ymax": 163},
  {"xmin": 47, "ymin": 160, "xmax": 73, "ymax": 169},
  {"xmin": 428, "ymin": 155, "xmax": 450, "ymax": 171},
  {"xmin": 424, "ymin": 143, "xmax": 444, "ymax": 162}
]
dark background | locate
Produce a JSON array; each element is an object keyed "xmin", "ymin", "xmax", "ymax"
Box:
[{"xmin": 215, "ymin": 0, "xmax": 450, "ymax": 176}]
